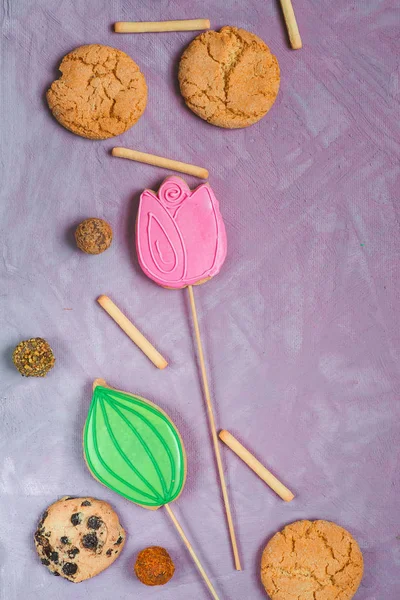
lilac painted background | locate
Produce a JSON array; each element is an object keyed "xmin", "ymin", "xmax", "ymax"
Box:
[{"xmin": 1, "ymin": 1, "xmax": 400, "ymax": 598}]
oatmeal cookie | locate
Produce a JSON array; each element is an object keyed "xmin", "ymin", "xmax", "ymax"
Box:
[
  {"xmin": 47, "ymin": 44, "xmax": 147, "ymax": 139},
  {"xmin": 261, "ymin": 520, "xmax": 363, "ymax": 600},
  {"xmin": 178, "ymin": 27, "xmax": 280, "ymax": 128}
]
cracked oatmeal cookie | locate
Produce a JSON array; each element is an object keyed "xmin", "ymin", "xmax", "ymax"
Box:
[
  {"xmin": 261, "ymin": 520, "xmax": 363, "ymax": 600},
  {"xmin": 34, "ymin": 496, "xmax": 125, "ymax": 582},
  {"xmin": 47, "ymin": 44, "xmax": 147, "ymax": 139},
  {"xmin": 178, "ymin": 26, "xmax": 280, "ymax": 128}
]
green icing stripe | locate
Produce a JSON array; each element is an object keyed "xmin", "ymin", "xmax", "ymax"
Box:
[
  {"xmin": 99, "ymin": 398, "xmax": 164, "ymax": 502},
  {"xmin": 104, "ymin": 397, "xmax": 169, "ymax": 499},
  {"xmin": 105, "ymin": 389, "xmax": 184, "ymax": 501},
  {"xmin": 87, "ymin": 395, "xmax": 161, "ymax": 504},
  {"xmin": 107, "ymin": 395, "xmax": 177, "ymax": 498}
]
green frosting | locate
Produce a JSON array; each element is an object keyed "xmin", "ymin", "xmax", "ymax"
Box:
[{"xmin": 84, "ymin": 385, "xmax": 186, "ymax": 507}]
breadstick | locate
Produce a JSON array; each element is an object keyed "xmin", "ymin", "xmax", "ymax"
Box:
[
  {"xmin": 112, "ymin": 147, "xmax": 208, "ymax": 180},
  {"xmin": 97, "ymin": 295, "xmax": 168, "ymax": 369},
  {"xmin": 219, "ymin": 430, "xmax": 295, "ymax": 502},
  {"xmin": 115, "ymin": 19, "xmax": 210, "ymax": 33},
  {"xmin": 279, "ymin": 0, "xmax": 302, "ymax": 50}
]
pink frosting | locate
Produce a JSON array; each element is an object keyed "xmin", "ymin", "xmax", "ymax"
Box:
[{"xmin": 136, "ymin": 176, "xmax": 227, "ymax": 289}]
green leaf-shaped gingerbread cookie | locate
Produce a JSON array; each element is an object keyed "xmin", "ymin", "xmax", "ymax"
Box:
[{"xmin": 84, "ymin": 379, "xmax": 186, "ymax": 509}]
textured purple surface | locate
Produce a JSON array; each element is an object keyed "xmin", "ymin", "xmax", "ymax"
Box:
[{"xmin": 1, "ymin": 1, "xmax": 400, "ymax": 599}]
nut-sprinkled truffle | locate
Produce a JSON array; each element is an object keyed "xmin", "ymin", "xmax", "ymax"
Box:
[
  {"xmin": 12, "ymin": 338, "xmax": 55, "ymax": 377},
  {"xmin": 75, "ymin": 218, "xmax": 113, "ymax": 255},
  {"xmin": 134, "ymin": 546, "xmax": 175, "ymax": 586}
]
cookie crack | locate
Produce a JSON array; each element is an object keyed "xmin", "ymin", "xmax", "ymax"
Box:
[
  {"xmin": 315, "ymin": 530, "xmax": 350, "ymax": 562},
  {"xmin": 205, "ymin": 41, "xmax": 223, "ymax": 65},
  {"xmin": 63, "ymin": 48, "xmax": 118, "ymax": 69},
  {"xmin": 65, "ymin": 54, "xmax": 93, "ymax": 67},
  {"xmin": 331, "ymin": 543, "xmax": 354, "ymax": 582},
  {"xmin": 221, "ymin": 36, "xmax": 246, "ymax": 102},
  {"xmin": 180, "ymin": 79, "xmax": 224, "ymax": 104},
  {"xmin": 270, "ymin": 566, "xmax": 325, "ymax": 587},
  {"xmin": 111, "ymin": 61, "xmax": 124, "ymax": 86},
  {"xmin": 182, "ymin": 77, "xmax": 268, "ymax": 122}
]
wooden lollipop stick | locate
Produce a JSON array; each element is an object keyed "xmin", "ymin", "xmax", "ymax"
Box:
[
  {"xmin": 115, "ymin": 19, "xmax": 210, "ymax": 33},
  {"xmin": 187, "ymin": 285, "xmax": 241, "ymax": 571},
  {"xmin": 97, "ymin": 295, "xmax": 168, "ymax": 370},
  {"xmin": 165, "ymin": 504, "xmax": 220, "ymax": 600},
  {"xmin": 112, "ymin": 147, "xmax": 208, "ymax": 180},
  {"xmin": 279, "ymin": 0, "xmax": 302, "ymax": 50},
  {"xmin": 219, "ymin": 430, "xmax": 295, "ymax": 502}
]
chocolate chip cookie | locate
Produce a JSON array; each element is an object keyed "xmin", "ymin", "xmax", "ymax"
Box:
[
  {"xmin": 261, "ymin": 520, "xmax": 363, "ymax": 600},
  {"xmin": 34, "ymin": 496, "xmax": 125, "ymax": 582},
  {"xmin": 178, "ymin": 26, "xmax": 280, "ymax": 128},
  {"xmin": 47, "ymin": 44, "xmax": 147, "ymax": 139}
]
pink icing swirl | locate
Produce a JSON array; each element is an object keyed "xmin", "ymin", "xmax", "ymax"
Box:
[{"xmin": 159, "ymin": 178, "xmax": 189, "ymax": 209}]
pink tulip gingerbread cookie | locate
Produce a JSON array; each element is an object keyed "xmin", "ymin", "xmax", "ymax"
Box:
[{"xmin": 136, "ymin": 176, "xmax": 227, "ymax": 289}]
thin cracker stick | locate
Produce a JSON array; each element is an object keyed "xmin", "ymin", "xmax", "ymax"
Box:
[
  {"xmin": 188, "ymin": 285, "xmax": 242, "ymax": 570},
  {"xmin": 115, "ymin": 19, "xmax": 210, "ymax": 33},
  {"xmin": 219, "ymin": 430, "xmax": 295, "ymax": 502},
  {"xmin": 279, "ymin": 0, "xmax": 302, "ymax": 50},
  {"xmin": 112, "ymin": 147, "xmax": 208, "ymax": 180},
  {"xmin": 97, "ymin": 295, "xmax": 168, "ymax": 370}
]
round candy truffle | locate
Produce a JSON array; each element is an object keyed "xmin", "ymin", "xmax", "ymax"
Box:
[
  {"xmin": 12, "ymin": 338, "xmax": 55, "ymax": 377},
  {"xmin": 75, "ymin": 218, "xmax": 113, "ymax": 255},
  {"xmin": 134, "ymin": 546, "xmax": 175, "ymax": 586}
]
